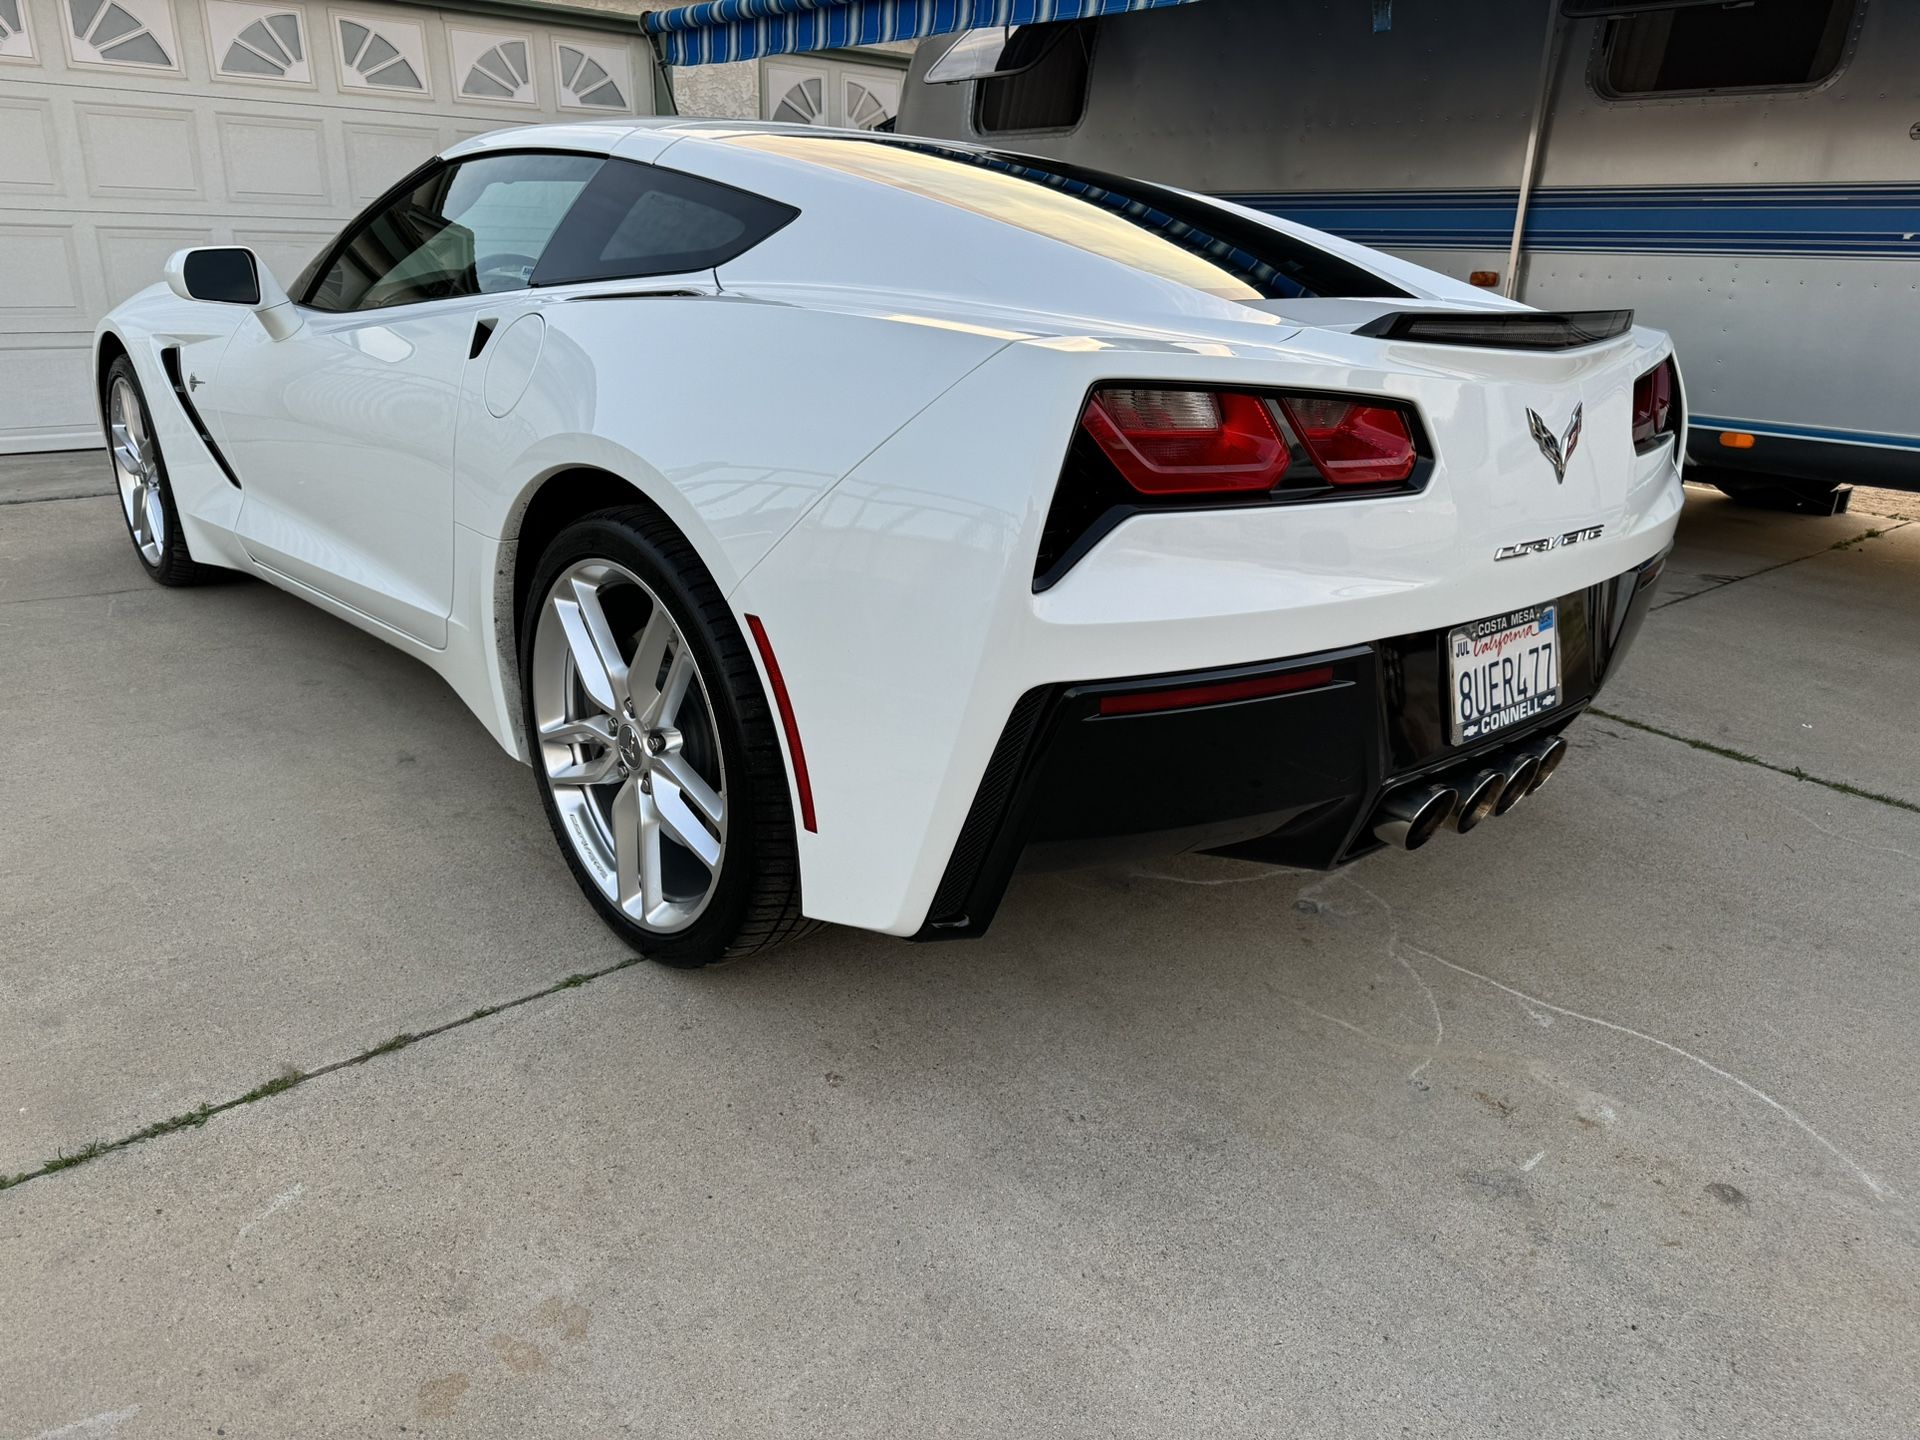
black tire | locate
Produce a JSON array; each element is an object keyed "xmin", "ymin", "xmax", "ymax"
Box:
[
  {"xmin": 1709, "ymin": 475, "xmax": 1846, "ymax": 514},
  {"xmin": 102, "ymin": 355, "xmax": 219, "ymax": 586},
  {"xmin": 519, "ymin": 506, "xmax": 816, "ymax": 966}
]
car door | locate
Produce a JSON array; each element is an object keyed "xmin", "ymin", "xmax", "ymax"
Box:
[{"xmin": 209, "ymin": 151, "xmax": 603, "ymax": 646}]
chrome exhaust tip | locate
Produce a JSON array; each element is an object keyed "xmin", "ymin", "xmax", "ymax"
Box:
[
  {"xmin": 1372, "ymin": 784, "xmax": 1460, "ymax": 851},
  {"xmin": 1522, "ymin": 734, "xmax": 1568, "ymax": 794},
  {"xmin": 1490, "ymin": 753, "xmax": 1541, "ymax": 816},
  {"xmin": 1448, "ymin": 769, "xmax": 1507, "ymax": 834}
]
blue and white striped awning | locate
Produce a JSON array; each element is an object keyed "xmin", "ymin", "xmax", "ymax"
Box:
[{"xmin": 642, "ymin": 0, "xmax": 1206, "ymax": 68}]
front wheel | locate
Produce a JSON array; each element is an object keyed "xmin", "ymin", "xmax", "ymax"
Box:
[
  {"xmin": 520, "ymin": 508, "xmax": 814, "ymax": 965},
  {"xmin": 103, "ymin": 356, "xmax": 215, "ymax": 585}
]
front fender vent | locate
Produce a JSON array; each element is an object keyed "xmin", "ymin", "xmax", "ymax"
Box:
[{"xmin": 160, "ymin": 346, "xmax": 241, "ymax": 489}]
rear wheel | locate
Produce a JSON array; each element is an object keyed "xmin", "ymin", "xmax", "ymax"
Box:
[
  {"xmin": 104, "ymin": 356, "xmax": 215, "ymax": 585},
  {"xmin": 521, "ymin": 507, "xmax": 814, "ymax": 965}
]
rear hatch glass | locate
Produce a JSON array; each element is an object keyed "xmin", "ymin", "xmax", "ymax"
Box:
[{"xmin": 724, "ymin": 132, "xmax": 1411, "ymax": 303}]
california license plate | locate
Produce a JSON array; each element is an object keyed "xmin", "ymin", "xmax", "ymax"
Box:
[{"xmin": 1448, "ymin": 605, "xmax": 1561, "ymax": 744}]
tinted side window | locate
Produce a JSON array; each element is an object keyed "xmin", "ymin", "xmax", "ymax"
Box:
[
  {"xmin": 975, "ymin": 22, "xmax": 1092, "ymax": 134},
  {"xmin": 1601, "ymin": 0, "xmax": 1855, "ymax": 96},
  {"xmin": 532, "ymin": 161, "xmax": 799, "ymax": 285},
  {"xmin": 308, "ymin": 152, "xmax": 603, "ymax": 312}
]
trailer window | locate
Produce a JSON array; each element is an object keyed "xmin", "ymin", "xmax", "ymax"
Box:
[
  {"xmin": 1600, "ymin": 0, "xmax": 1856, "ymax": 96},
  {"xmin": 974, "ymin": 22, "xmax": 1092, "ymax": 134}
]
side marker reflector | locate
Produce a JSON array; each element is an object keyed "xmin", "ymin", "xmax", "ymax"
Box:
[
  {"xmin": 745, "ymin": 614, "xmax": 816, "ymax": 833},
  {"xmin": 1098, "ymin": 666, "xmax": 1337, "ymax": 718},
  {"xmin": 1719, "ymin": 431, "xmax": 1756, "ymax": 450}
]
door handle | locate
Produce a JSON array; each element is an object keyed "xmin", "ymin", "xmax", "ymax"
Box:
[{"xmin": 469, "ymin": 317, "xmax": 498, "ymax": 361}]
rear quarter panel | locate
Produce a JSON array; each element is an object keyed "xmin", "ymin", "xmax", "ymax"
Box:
[{"xmin": 458, "ymin": 291, "xmax": 1013, "ymax": 586}]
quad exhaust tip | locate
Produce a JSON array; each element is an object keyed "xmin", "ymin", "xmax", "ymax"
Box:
[
  {"xmin": 1448, "ymin": 769, "xmax": 1507, "ymax": 834},
  {"xmin": 1523, "ymin": 734, "xmax": 1568, "ymax": 794},
  {"xmin": 1491, "ymin": 752, "xmax": 1541, "ymax": 816},
  {"xmin": 1373, "ymin": 731, "xmax": 1569, "ymax": 850},
  {"xmin": 1373, "ymin": 784, "xmax": 1460, "ymax": 852}
]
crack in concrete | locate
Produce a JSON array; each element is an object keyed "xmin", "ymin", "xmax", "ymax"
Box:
[
  {"xmin": 1654, "ymin": 519, "xmax": 1910, "ymax": 611},
  {"xmin": 0, "ymin": 488, "xmax": 115, "ymax": 507},
  {"xmin": 1590, "ymin": 708, "xmax": 1920, "ymax": 815},
  {"xmin": 1315, "ymin": 875, "xmax": 1901, "ymax": 1204},
  {"xmin": 0, "ymin": 956, "xmax": 645, "ymax": 1195}
]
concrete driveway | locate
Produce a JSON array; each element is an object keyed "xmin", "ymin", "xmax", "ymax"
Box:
[{"xmin": 3, "ymin": 455, "xmax": 1915, "ymax": 1438}]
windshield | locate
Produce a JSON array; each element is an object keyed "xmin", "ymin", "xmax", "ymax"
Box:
[{"xmin": 726, "ymin": 132, "xmax": 1408, "ymax": 302}]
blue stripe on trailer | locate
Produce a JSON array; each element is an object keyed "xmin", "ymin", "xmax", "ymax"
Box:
[
  {"xmin": 642, "ymin": 0, "xmax": 1207, "ymax": 67},
  {"xmin": 1691, "ymin": 416, "xmax": 1920, "ymax": 453},
  {"xmin": 1228, "ymin": 184, "xmax": 1920, "ymax": 260}
]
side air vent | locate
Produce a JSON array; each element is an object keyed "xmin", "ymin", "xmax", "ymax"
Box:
[
  {"xmin": 1356, "ymin": 310, "xmax": 1634, "ymax": 351},
  {"xmin": 160, "ymin": 347, "xmax": 241, "ymax": 489}
]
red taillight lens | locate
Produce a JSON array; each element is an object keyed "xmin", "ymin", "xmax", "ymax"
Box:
[
  {"xmin": 1632, "ymin": 359, "xmax": 1676, "ymax": 450},
  {"xmin": 1081, "ymin": 388, "xmax": 1290, "ymax": 496},
  {"xmin": 1278, "ymin": 397, "xmax": 1418, "ymax": 485},
  {"xmin": 1039, "ymin": 385, "xmax": 1427, "ymax": 589}
]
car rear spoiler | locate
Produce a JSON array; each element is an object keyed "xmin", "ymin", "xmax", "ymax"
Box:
[{"xmin": 1354, "ymin": 309, "xmax": 1634, "ymax": 351}]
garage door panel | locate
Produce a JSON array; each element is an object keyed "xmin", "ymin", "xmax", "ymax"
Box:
[
  {"xmin": 204, "ymin": 0, "xmax": 315, "ymax": 87},
  {"xmin": 76, "ymin": 102, "xmax": 204, "ymax": 198},
  {"xmin": 0, "ymin": 225, "xmax": 85, "ymax": 321},
  {"xmin": 228, "ymin": 225, "xmax": 332, "ymax": 285},
  {"xmin": 96, "ymin": 222, "xmax": 218, "ymax": 309},
  {"xmin": 0, "ymin": 341, "xmax": 95, "ymax": 452},
  {"xmin": 331, "ymin": 9, "xmax": 433, "ymax": 98},
  {"xmin": 0, "ymin": 96, "xmax": 60, "ymax": 192},
  {"xmin": 448, "ymin": 25, "xmax": 536, "ymax": 108},
  {"xmin": 342, "ymin": 118, "xmax": 439, "ymax": 200},
  {"xmin": 214, "ymin": 111, "xmax": 330, "ymax": 203}
]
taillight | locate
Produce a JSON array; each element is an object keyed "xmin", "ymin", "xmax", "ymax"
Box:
[
  {"xmin": 1039, "ymin": 384, "xmax": 1429, "ymax": 592},
  {"xmin": 1080, "ymin": 388, "xmax": 1290, "ymax": 495},
  {"xmin": 1632, "ymin": 359, "xmax": 1677, "ymax": 451},
  {"xmin": 1278, "ymin": 397, "xmax": 1417, "ymax": 485},
  {"xmin": 1079, "ymin": 386, "xmax": 1421, "ymax": 498}
]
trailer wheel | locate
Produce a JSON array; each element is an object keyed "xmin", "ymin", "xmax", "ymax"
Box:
[{"xmin": 1710, "ymin": 477, "xmax": 1849, "ymax": 517}]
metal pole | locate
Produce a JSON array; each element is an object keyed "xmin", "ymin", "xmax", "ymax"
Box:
[{"xmin": 1504, "ymin": 1, "xmax": 1563, "ymax": 300}]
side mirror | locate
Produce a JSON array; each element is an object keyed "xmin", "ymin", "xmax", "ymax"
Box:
[{"xmin": 164, "ymin": 247, "xmax": 301, "ymax": 341}]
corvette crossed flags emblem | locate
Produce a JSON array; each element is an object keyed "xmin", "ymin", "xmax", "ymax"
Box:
[{"xmin": 1526, "ymin": 403, "xmax": 1583, "ymax": 484}]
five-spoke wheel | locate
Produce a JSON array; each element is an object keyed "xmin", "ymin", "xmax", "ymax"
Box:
[
  {"xmin": 109, "ymin": 374, "xmax": 166, "ymax": 567},
  {"xmin": 101, "ymin": 356, "xmax": 209, "ymax": 586},
  {"xmin": 521, "ymin": 510, "xmax": 811, "ymax": 963},
  {"xmin": 532, "ymin": 559, "xmax": 729, "ymax": 933}
]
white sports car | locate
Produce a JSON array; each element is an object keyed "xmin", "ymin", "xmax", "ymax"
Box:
[{"xmin": 95, "ymin": 119, "xmax": 1683, "ymax": 964}]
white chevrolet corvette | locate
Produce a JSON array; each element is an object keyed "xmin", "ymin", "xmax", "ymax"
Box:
[{"xmin": 95, "ymin": 119, "xmax": 1683, "ymax": 963}]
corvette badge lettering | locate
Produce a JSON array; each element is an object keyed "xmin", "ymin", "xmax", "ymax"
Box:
[{"xmin": 1495, "ymin": 525, "xmax": 1605, "ymax": 562}]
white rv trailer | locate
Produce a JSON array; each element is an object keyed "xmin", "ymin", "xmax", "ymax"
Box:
[{"xmin": 898, "ymin": 0, "xmax": 1920, "ymax": 504}]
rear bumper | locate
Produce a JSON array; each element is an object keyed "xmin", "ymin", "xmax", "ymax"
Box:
[{"xmin": 915, "ymin": 548, "xmax": 1667, "ymax": 940}]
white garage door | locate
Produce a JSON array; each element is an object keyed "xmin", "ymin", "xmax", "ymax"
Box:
[{"xmin": 0, "ymin": 0, "xmax": 655, "ymax": 452}]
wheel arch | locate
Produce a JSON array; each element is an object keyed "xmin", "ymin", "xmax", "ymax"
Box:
[
  {"xmin": 95, "ymin": 329, "xmax": 131, "ymax": 422},
  {"xmin": 492, "ymin": 463, "xmax": 761, "ymax": 758}
]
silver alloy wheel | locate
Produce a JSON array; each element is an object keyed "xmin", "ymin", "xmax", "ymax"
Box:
[
  {"xmin": 531, "ymin": 559, "xmax": 728, "ymax": 933},
  {"xmin": 109, "ymin": 376, "xmax": 166, "ymax": 567}
]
